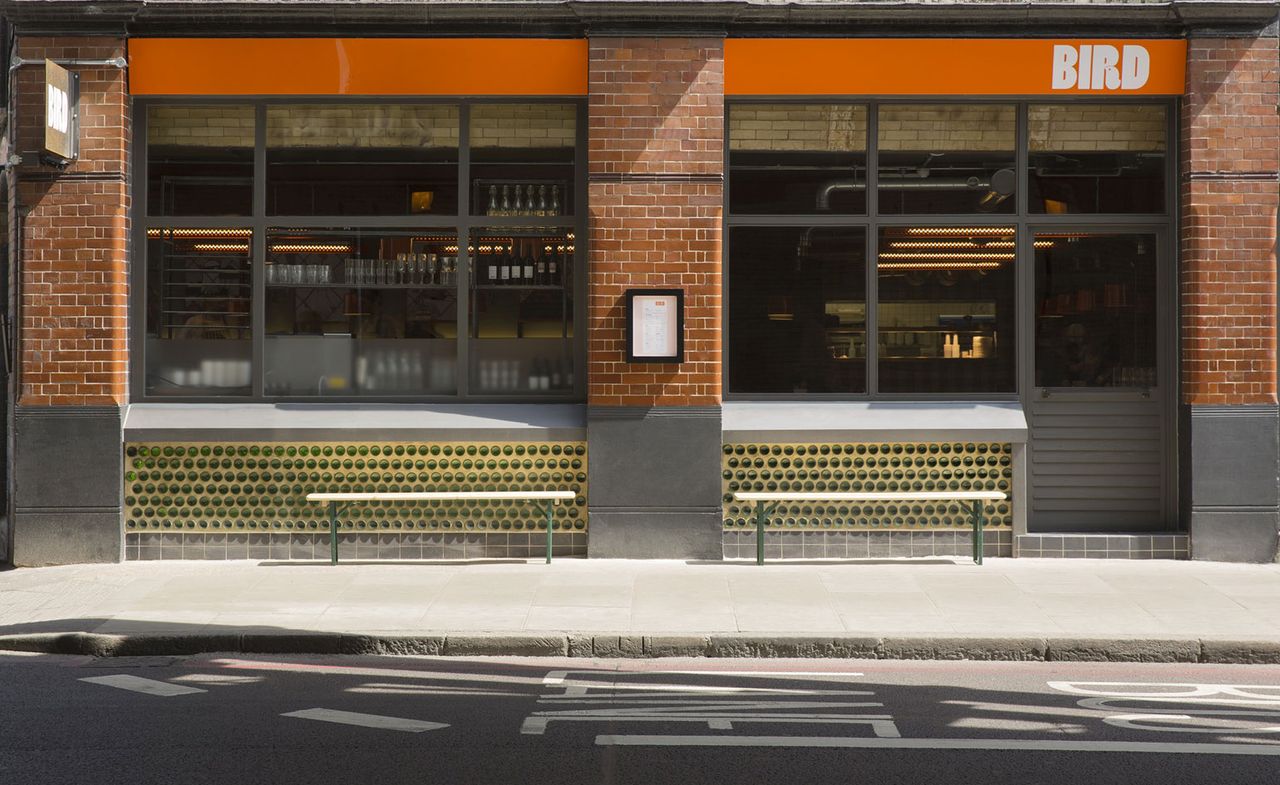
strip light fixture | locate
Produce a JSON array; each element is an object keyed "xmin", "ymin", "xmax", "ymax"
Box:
[
  {"xmin": 147, "ymin": 228, "xmax": 252, "ymax": 238},
  {"xmin": 191, "ymin": 242, "xmax": 250, "ymax": 253}
]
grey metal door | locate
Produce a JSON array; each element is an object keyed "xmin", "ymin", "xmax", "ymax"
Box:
[{"xmin": 1024, "ymin": 228, "xmax": 1176, "ymax": 532}]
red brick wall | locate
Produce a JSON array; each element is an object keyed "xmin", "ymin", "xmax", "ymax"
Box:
[
  {"xmin": 11, "ymin": 37, "xmax": 130, "ymax": 407},
  {"xmin": 587, "ymin": 37, "xmax": 723, "ymax": 406},
  {"xmin": 1180, "ymin": 35, "xmax": 1279, "ymax": 406}
]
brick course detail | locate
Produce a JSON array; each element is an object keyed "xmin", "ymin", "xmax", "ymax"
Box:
[
  {"xmin": 587, "ymin": 38, "xmax": 724, "ymax": 406},
  {"xmin": 12, "ymin": 37, "xmax": 130, "ymax": 406},
  {"xmin": 1180, "ymin": 36, "xmax": 1279, "ymax": 406}
]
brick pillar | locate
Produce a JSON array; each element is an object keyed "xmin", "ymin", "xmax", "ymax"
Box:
[
  {"xmin": 8, "ymin": 37, "xmax": 129, "ymax": 565},
  {"xmin": 1181, "ymin": 33, "xmax": 1280, "ymax": 562},
  {"xmin": 585, "ymin": 37, "xmax": 725, "ymax": 558}
]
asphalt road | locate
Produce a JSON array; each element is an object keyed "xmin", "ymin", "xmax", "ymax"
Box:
[{"xmin": 3, "ymin": 651, "xmax": 1279, "ymax": 785}]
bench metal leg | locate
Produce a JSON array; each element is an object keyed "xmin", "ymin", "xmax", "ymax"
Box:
[
  {"xmin": 329, "ymin": 501, "xmax": 340, "ymax": 566},
  {"xmin": 970, "ymin": 499, "xmax": 986, "ymax": 566},
  {"xmin": 755, "ymin": 502, "xmax": 779, "ymax": 566},
  {"xmin": 545, "ymin": 500, "xmax": 556, "ymax": 564}
]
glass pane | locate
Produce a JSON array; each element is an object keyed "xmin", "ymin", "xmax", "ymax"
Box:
[
  {"xmin": 263, "ymin": 229, "xmax": 459, "ymax": 396},
  {"xmin": 729, "ymin": 226, "xmax": 867, "ymax": 394},
  {"xmin": 1029, "ymin": 104, "xmax": 1166, "ymax": 214},
  {"xmin": 470, "ymin": 104, "xmax": 576, "ymax": 217},
  {"xmin": 729, "ymin": 104, "xmax": 868, "ymax": 214},
  {"xmin": 146, "ymin": 106, "xmax": 253, "ymax": 216},
  {"xmin": 469, "ymin": 227, "xmax": 576, "ymax": 395},
  {"xmin": 1035, "ymin": 232, "xmax": 1158, "ymax": 388},
  {"xmin": 266, "ymin": 105, "xmax": 459, "ymax": 216},
  {"xmin": 877, "ymin": 104, "xmax": 1016, "ymax": 215},
  {"xmin": 144, "ymin": 229, "xmax": 253, "ymax": 395},
  {"xmin": 877, "ymin": 226, "xmax": 1017, "ymax": 393}
]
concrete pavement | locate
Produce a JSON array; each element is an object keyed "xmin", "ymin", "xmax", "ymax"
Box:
[{"xmin": 2, "ymin": 557, "xmax": 1279, "ymax": 661}]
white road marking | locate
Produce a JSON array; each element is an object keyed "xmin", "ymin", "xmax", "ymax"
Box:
[
  {"xmin": 1103, "ymin": 714, "xmax": 1280, "ymax": 734},
  {"xmin": 1048, "ymin": 682, "xmax": 1280, "ymax": 701},
  {"xmin": 170, "ymin": 674, "xmax": 263, "ymax": 685},
  {"xmin": 79, "ymin": 675, "xmax": 206, "ymax": 697},
  {"xmin": 281, "ymin": 708, "xmax": 449, "ymax": 733},
  {"xmin": 542, "ymin": 670, "xmax": 862, "ymax": 686},
  {"xmin": 0, "ymin": 650, "xmax": 44, "ymax": 657},
  {"xmin": 594, "ymin": 735, "xmax": 1280, "ymax": 755},
  {"xmin": 216, "ymin": 658, "xmax": 545, "ymax": 686}
]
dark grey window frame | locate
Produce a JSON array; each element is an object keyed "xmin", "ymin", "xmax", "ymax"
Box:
[
  {"xmin": 723, "ymin": 96, "xmax": 1178, "ymax": 403},
  {"xmin": 130, "ymin": 96, "xmax": 588, "ymax": 404}
]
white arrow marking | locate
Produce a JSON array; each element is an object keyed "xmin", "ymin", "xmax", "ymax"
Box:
[
  {"xmin": 282, "ymin": 708, "xmax": 449, "ymax": 733},
  {"xmin": 594, "ymin": 735, "xmax": 1280, "ymax": 755},
  {"xmin": 79, "ymin": 675, "xmax": 206, "ymax": 697}
]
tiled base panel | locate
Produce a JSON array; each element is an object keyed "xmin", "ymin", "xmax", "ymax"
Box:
[
  {"xmin": 124, "ymin": 441, "xmax": 587, "ymax": 560},
  {"xmin": 724, "ymin": 529, "xmax": 1013, "ymax": 560},
  {"xmin": 126, "ymin": 531, "xmax": 589, "ymax": 561},
  {"xmin": 1017, "ymin": 533, "xmax": 1189, "ymax": 559}
]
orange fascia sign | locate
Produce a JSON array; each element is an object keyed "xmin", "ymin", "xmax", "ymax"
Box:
[
  {"xmin": 129, "ymin": 38, "xmax": 588, "ymax": 96},
  {"xmin": 726, "ymin": 39, "xmax": 1186, "ymax": 96}
]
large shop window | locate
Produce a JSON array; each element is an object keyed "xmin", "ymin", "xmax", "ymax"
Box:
[
  {"xmin": 1034, "ymin": 232, "xmax": 1158, "ymax": 388},
  {"xmin": 729, "ymin": 104, "xmax": 868, "ymax": 214},
  {"xmin": 877, "ymin": 104, "xmax": 1016, "ymax": 215},
  {"xmin": 140, "ymin": 101, "xmax": 581, "ymax": 401},
  {"xmin": 146, "ymin": 105, "xmax": 254, "ymax": 216},
  {"xmin": 725, "ymin": 100, "xmax": 1172, "ymax": 400},
  {"xmin": 266, "ymin": 105, "xmax": 460, "ymax": 216},
  {"xmin": 877, "ymin": 226, "xmax": 1017, "ymax": 393},
  {"xmin": 1029, "ymin": 105, "xmax": 1166, "ymax": 214},
  {"xmin": 728, "ymin": 227, "xmax": 867, "ymax": 393}
]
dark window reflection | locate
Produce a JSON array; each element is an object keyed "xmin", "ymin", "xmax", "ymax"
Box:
[
  {"xmin": 146, "ymin": 106, "xmax": 253, "ymax": 216},
  {"xmin": 877, "ymin": 227, "xmax": 1017, "ymax": 393},
  {"xmin": 1029, "ymin": 104, "xmax": 1166, "ymax": 214},
  {"xmin": 144, "ymin": 229, "xmax": 253, "ymax": 396},
  {"xmin": 266, "ymin": 105, "xmax": 459, "ymax": 217},
  {"xmin": 1035, "ymin": 233, "xmax": 1158, "ymax": 388},
  {"xmin": 877, "ymin": 105, "xmax": 1016, "ymax": 215},
  {"xmin": 470, "ymin": 104, "xmax": 576, "ymax": 217},
  {"xmin": 729, "ymin": 104, "xmax": 867, "ymax": 215},
  {"xmin": 729, "ymin": 227, "xmax": 867, "ymax": 393}
]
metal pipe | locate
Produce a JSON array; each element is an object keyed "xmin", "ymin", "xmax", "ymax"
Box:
[
  {"xmin": 817, "ymin": 176, "xmax": 997, "ymax": 209},
  {"xmin": 9, "ymin": 56, "xmax": 126, "ymax": 71}
]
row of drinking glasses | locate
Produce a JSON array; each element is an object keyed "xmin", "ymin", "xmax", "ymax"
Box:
[
  {"xmin": 345, "ymin": 255, "xmax": 457, "ymax": 286},
  {"xmin": 266, "ymin": 263, "xmax": 330, "ymax": 284}
]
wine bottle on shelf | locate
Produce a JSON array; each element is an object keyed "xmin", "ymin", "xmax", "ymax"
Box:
[
  {"xmin": 500, "ymin": 185, "xmax": 512, "ymax": 216},
  {"xmin": 549, "ymin": 185, "xmax": 561, "ymax": 216},
  {"xmin": 500, "ymin": 248, "xmax": 512, "ymax": 285},
  {"xmin": 487, "ymin": 185, "xmax": 499, "ymax": 216},
  {"xmin": 526, "ymin": 185, "xmax": 538, "ymax": 218},
  {"xmin": 547, "ymin": 246, "xmax": 559, "ymax": 287},
  {"xmin": 522, "ymin": 251, "xmax": 535, "ymax": 286},
  {"xmin": 536, "ymin": 249, "xmax": 548, "ymax": 286},
  {"xmin": 486, "ymin": 250, "xmax": 499, "ymax": 286},
  {"xmin": 537, "ymin": 185, "xmax": 548, "ymax": 217}
]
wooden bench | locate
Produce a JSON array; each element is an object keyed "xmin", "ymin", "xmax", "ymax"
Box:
[
  {"xmin": 732, "ymin": 491, "xmax": 1008, "ymax": 565},
  {"xmin": 306, "ymin": 491, "xmax": 578, "ymax": 565}
]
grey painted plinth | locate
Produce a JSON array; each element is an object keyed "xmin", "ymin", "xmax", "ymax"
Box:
[
  {"xmin": 587, "ymin": 406, "xmax": 723, "ymax": 559},
  {"xmin": 12, "ymin": 407, "xmax": 123, "ymax": 566},
  {"xmin": 1188, "ymin": 405, "xmax": 1279, "ymax": 563}
]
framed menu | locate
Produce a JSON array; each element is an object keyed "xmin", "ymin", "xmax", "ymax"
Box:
[{"xmin": 625, "ymin": 288, "xmax": 684, "ymax": 364}]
